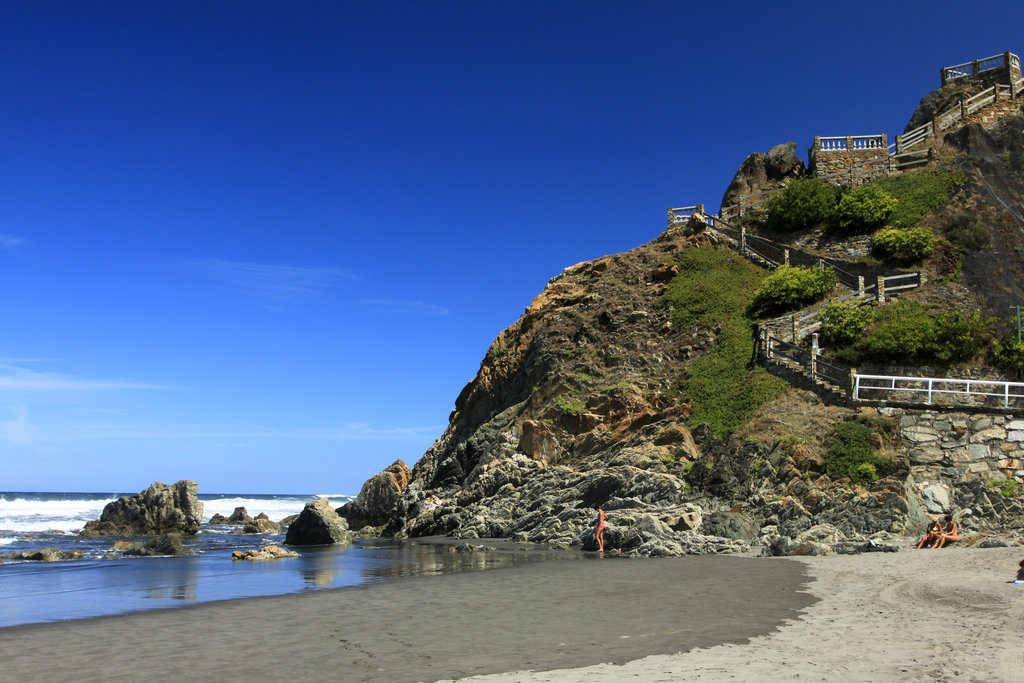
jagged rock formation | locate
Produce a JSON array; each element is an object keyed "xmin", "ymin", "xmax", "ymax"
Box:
[
  {"xmin": 284, "ymin": 498, "xmax": 355, "ymax": 546},
  {"xmin": 209, "ymin": 506, "xmax": 254, "ymax": 525},
  {"xmin": 1, "ymin": 548, "xmax": 85, "ymax": 562},
  {"xmin": 720, "ymin": 141, "xmax": 805, "ymax": 210},
  {"xmin": 338, "ymin": 459, "xmax": 412, "ymax": 530},
  {"xmin": 80, "ymin": 480, "xmax": 204, "ymax": 537},
  {"xmin": 242, "ymin": 512, "xmax": 282, "ymax": 534}
]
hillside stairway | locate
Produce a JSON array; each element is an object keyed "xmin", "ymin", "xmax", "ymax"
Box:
[{"xmin": 708, "ymin": 51, "xmax": 1024, "ymax": 218}]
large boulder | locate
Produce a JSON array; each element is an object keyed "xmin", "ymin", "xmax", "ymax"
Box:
[
  {"xmin": 337, "ymin": 460, "xmax": 412, "ymax": 530},
  {"xmin": 720, "ymin": 141, "xmax": 805, "ymax": 211},
  {"xmin": 243, "ymin": 513, "xmax": 282, "ymax": 534},
  {"xmin": 231, "ymin": 545, "xmax": 299, "ymax": 561},
  {"xmin": 80, "ymin": 480, "xmax": 204, "ymax": 537},
  {"xmin": 284, "ymin": 498, "xmax": 355, "ymax": 546}
]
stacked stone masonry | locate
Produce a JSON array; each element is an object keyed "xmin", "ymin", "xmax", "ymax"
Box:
[{"xmin": 883, "ymin": 408, "xmax": 1024, "ymax": 484}]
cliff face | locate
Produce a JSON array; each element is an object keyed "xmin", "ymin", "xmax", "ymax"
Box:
[{"xmin": 342, "ymin": 77, "xmax": 1024, "ymax": 557}]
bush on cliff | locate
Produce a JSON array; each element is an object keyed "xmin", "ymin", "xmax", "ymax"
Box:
[
  {"xmin": 764, "ymin": 177, "xmax": 838, "ymax": 233},
  {"xmin": 992, "ymin": 337, "xmax": 1024, "ymax": 376},
  {"xmin": 664, "ymin": 245, "xmax": 786, "ymax": 437},
  {"xmin": 944, "ymin": 209, "xmax": 990, "ymax": 251},
  {"xmin": 833, "ymin": 300, "xmax": 993, "ymax": 365},
  {"xmin": 870, "ymin": 226, "xmax": 935, "ymax": 264},
  {"xmin": 832, "ymin": 185, "xmax": 897, "ymax": 235},
  {"xmin": 868, "ymin": 169, "xmax": 965, "ymax": 229},
  {"xmin": 824, "ymin": 421, "xmax": 889, "ymax": 483},
  {"xmin": 747, "ymin": 265, "xmax": 837, "ymax": 319},
  {"xmin": 820, "ymin": 301, "xmax": 877, "ymax": 347}
]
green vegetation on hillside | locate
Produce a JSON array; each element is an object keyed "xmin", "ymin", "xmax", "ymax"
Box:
[
  {"xmin": 747, "ymin": 265, "xmax": 837, "ymax": 318},
  {"xmin": 662, "ymin": 245, "xmax": 786, "ymax": 438},
  {"xmin": 825, "ymin": 299, "xmax": 993, "ymax": 366},
  {"xmin": 760, "ymin": 168, "xmax": 965, "ymax": 237},
  {"xmin": 824, "ymin": 420, "xmax": 893, "ymax": 483},
  {"xmin": 867, "ymin": 169, "xmax": 965, "ymax": 228}
]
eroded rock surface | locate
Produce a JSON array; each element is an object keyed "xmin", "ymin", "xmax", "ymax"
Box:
[
  {"xmin": 284, "ymin": 498, "xmax": 355, "ymax": 546},
  {"xmin": 80, "ymin": 481, "xmax": 204, "ymax": 537}
]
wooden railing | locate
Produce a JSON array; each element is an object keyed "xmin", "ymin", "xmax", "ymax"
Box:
[{"xmin": 941, "ymin": 52, "xmax": 1019, "ymax": 84}]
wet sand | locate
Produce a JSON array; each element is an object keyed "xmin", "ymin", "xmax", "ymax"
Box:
[
  {"xmin": 0, "ymin": 553, "xmax": 810, "ymax": 682},
  {"xmin": 446, "ymin": 545, "xmax": 1024, "ymax": 682}
]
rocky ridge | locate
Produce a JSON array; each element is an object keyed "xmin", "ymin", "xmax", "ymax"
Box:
[{"xmin": 340, "ymin": 72, "xmax": 1024, "ymax": 557}]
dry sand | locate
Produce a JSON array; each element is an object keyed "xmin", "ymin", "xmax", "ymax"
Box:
[{"xmin": 0, "ymin": 544, "xmax": 1021, "ymax": 682}]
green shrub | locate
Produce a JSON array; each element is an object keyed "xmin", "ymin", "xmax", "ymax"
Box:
[
  {"xmin": 930, "ymin": 309, "xmax": 993, "ymax": 363},
  {"xmin": 988, "ymin": 478, "xmax": 1018, "ymax": 498},
  {"xmin": 663, "ymin": 246, "xmax": 765, "ymax": 329},
  {"xmin": 992, "ymin": 337, "xmax": 1024, "ymax": 375},
  {"xmin": 824, "ymin": 421, "xmax": 888, "ymax": 483},
  {"xmin": 662, "ymin": 246, "xmax": 787, "ymax": 438},
  {"xmin": 869, "ymin": 169, "xmax": 965, "ymax": 228},
  {"xmin": 748, "ymin": 265, "xmax": 837, "ymax": 318},
  {"xmin": 820, "ymin": 301, "xmax": 877, "ymax": 347},
  {"xmin": 871, "ymin": 227, "xmax": 935, "ymax": 264},
  {"xmin": 765, "ymin": 177, "xmax": 838, "ymax": 233},
  {"xmin": 678, "ymin": 324, "xmax": 787, "ymax": 438},
  {"xmin": 833, "ymin": 185, "xmax": 898, "ymax": 234},
  {"xmin": 834, "ymin": 300, "xmax": 991, "ymax": 365},
  {"xmin": 945, "ymin": 210, "xmax": 990, "ymax": 251}
]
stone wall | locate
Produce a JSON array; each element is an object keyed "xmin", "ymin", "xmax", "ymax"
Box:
[
  {"xmin": 808, "ymin": 135, "xmax": 890, "ymax": 178},
  {"xmin": 883, "ymin": 407, "xmax": 1024, "ymax": 484},
  {"xmin": 960, "ymin": 97, "xmax": 1023, "ymax": 128}
]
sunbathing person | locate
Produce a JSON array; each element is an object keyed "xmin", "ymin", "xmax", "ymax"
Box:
[
  {"xmin": 933, "ymin": 514, "xmax": 959, "ymax": 548},
  {"xmin": 917, "ymin": 517, "xmax": 943, "ymax": 549}
]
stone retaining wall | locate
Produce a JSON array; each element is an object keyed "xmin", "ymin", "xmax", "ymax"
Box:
[{"xmin": 882, "ymin": 407, "xmax": 1024, "ymax": 484}]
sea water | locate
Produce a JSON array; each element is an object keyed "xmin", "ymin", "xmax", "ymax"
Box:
[{"xmin": 0, "ymin": 492, "xmax": 562, "ymax": 628}]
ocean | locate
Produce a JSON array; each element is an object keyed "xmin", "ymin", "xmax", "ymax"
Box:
[{"xmin": 0, "ymin": 491, "xmax": 564, "ymax": 629}]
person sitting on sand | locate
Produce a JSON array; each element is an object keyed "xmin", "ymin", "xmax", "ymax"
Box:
[
  {"xmin": 595, "ymin": 508, "xmax": 606, "ymax": 552},
  {"xmin": 917, "ymin": 517, "xmax": 943, "ymax": 549},
  {"xmin": 933, "ymin": 514, "xmax": 959, "ymax": 548},
  {"xmin": 1016, "ymin": 558, "xmax": 1024, "ymax": 583}
]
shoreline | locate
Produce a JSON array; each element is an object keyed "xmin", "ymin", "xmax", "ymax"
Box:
[{"xmin": 0, "ymin": 551, "xmax": 811, "ymax": 682}]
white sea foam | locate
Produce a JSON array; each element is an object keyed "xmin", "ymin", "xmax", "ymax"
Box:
[
  {"xmin": 0, "ymin": 492, "xmax": 355, "ymax": 532},
  {"xmin": 0, "ymin": 495, "xmax": 115, "ymax": 533},
  {"xmin": 0, "ymin": 536, "xmax": 16, "ymax": 545}
]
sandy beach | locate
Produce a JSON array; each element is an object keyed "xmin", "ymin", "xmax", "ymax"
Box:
[{"xmin": 0, "ymin": 544, "xmax": 1021, "ymax": 682}]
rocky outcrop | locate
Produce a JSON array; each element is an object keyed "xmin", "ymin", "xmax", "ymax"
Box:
[
  {"xmin": 231, "ymin": 545, "xmax": 298, "ymax": 561},
  {"xmin": 110, "ymin": 534, "xmax": 192, "ymax": 556},
  {"xmin": 243, "ymin": 513, "xmax": 282, "ymax": 534},
  {"xmin": 284, "ymin": 498, "xmax": 355, "ymax": 546},
  {"xmin": 720, "ymin": 141, "xmax": 805, "ymax": 210},
  {"xmin": 1, "ymin": 548, "xmax": 85, "ymax": 562},
  {"xmin": 210, "ymin": 506, "xmax": 254, "ymax": 525},
  {"xmin": 80, "ymin": 481, "xmax": 204, "ymax": 537},
  {"xmin": 337, "ymin": 460, "xmax": 412, "ymax": 530}
]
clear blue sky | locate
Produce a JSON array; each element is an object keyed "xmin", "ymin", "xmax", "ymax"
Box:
[{"xmin": 3, "ymin": 1, "xmax": 1023, "ymax": 494}]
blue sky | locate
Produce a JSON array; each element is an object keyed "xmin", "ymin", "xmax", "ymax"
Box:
[{"xmin": 3, "ymin": 1, "xmax": 1024, "ymax": 494}]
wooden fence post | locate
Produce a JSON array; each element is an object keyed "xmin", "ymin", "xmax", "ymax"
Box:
[
  {"xmin": 849, "ymin": 369, "xmax": 858, "ymax": 402},
  {"xmin": 810, "ymin": 333, "xmax": 819, "ymax": 379},
  {"xmin": 876, "ymin": 275, "xmax": 886, "ymax": 304},
  {"xmin": 857, "ymin": 275, "xmax": 865, "ymax": 296},
  {"xmin": 784, "ymin": 248, "xmax": 790, "ymax": 265}
]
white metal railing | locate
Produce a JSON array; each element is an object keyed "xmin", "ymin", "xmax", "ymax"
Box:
[
  {"xmin": 816, "ymin": 135, "xmax": 887, "ymax": 152},
  {"xmin": 854, "ymin": 374, "xmax": 1024, "ymax": 408}
]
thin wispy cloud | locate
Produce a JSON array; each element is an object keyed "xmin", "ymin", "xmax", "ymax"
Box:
[
  {"xmin": 54, "ymin": 421, "xmax": 443, "ymax": 442},
  {"xmin": 361, "ymin": 298, "xmax": 449, "ymax": 316},
  {"xmin": 0, "ymin": 404, "xmax": 36, "ymax": 445},
  {"xmin": 0, "ymin": 234, "xmax": 25, "ymax": 251},
  {"xmin": 196, "ymin": 259, "xmax": 357, "ymax": 306},
  {"xmin": 0, "ymin": 365, "xmax": 167, "ymax": 393}
]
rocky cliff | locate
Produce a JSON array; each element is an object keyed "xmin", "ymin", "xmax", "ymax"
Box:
[{"xmin": 342, "ymin": 74, "xmax": 1024, "ymax": 557}]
